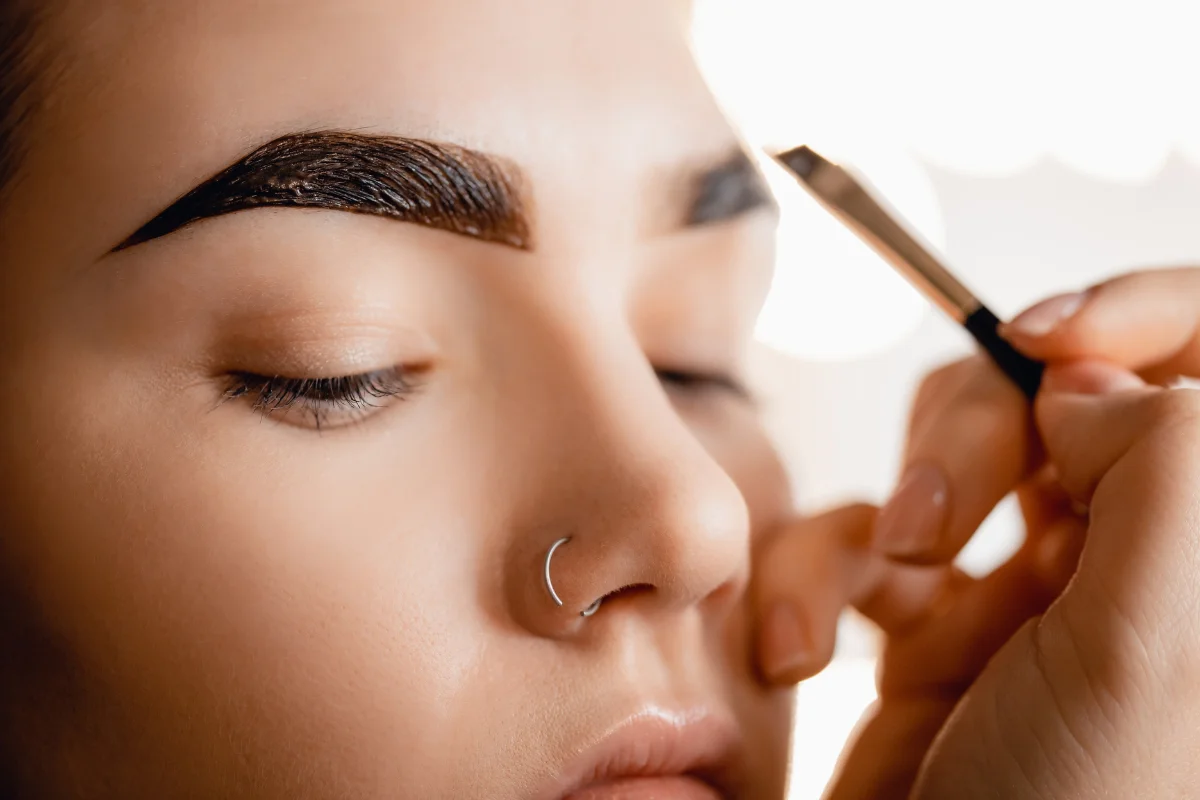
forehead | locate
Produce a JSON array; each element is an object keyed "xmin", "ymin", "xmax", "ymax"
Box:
[{"xmin": 9, "ymin": 0, "xmax": 733, "ymax": 267}]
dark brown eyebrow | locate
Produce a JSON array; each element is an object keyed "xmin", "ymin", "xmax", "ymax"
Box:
[
  {"xmin": 684, "ymin": 149, "xmax": 776, "ymax": 228},
  {"xmin": 113, "ymin": 131, "xmax": 531, "ymax": 252}
]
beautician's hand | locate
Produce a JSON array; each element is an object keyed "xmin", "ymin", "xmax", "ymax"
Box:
[
  {"xmin": 908, "ymin": 358, "xmax": 1200, "ymax": 798},
  {"xmin": 751, "ymin": 479, "xmax": 1079, "ymax": 799},
  {"xmin": 753, "ymin": 485, "xmax": 1080, "ymax": 798},
  {"xmin": 871, "ymin": 267, "xmax": 1200, "ymax": 798},
  {"xmin": 893, "ymin": 267, "xmax": 1200, "ymax": 797},
  {"xmin": 873, "ymin": 266, "xmax": 1200, "ymax": 568},
  {"xmin": 755, "ymin": 267, "xmax": 1200, "ymax": 798}
]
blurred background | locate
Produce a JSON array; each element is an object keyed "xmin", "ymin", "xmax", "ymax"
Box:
[{"xmin": 687, "ymin": 1, "xmax": 1200, "ymax": 796}]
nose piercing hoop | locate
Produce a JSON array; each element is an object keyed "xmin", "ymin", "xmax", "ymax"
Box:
[
  {"xmin": 543, "ymin": 537, "xmax": 569, "ymax": 607},
  {"xmin": 544, "ymin": 537, "xmax": 602, "ymax": 618}
]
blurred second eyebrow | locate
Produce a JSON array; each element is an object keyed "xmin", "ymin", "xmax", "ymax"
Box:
[{"xmin": 685, "ymin": 149, "xmax": 776, "ymax": 228}]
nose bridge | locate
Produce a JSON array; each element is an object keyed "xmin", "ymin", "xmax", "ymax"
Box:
[{"xmin": 509, "ymin": 318, "xmax": 751, "ymax": 632}]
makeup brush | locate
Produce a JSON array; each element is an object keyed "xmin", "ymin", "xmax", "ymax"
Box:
[{"xmin": 775, "ymin": 145, "xmax": 1044, "ymax": 400}]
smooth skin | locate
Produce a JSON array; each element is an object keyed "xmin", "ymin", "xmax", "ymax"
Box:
[
  {"xmin": 0, "ymin": 2, "xmax": 795, "ymax": 797},
  {"xmin": 1, "ymin": 0, "xmax": 1198, "ymax": 797}
]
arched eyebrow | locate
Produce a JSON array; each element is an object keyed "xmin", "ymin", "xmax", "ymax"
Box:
[{"xmin": 112, "ymin": 131, "xmax": 532, "ymax": 252}]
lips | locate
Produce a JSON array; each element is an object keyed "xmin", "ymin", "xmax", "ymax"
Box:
[
  {"xmin": 547, "ymin": 709, "xmax": 742, "ymax": 800},
  {"xmin": 564, "ymin": 775, "xmax": 723, "ymax": 800}
]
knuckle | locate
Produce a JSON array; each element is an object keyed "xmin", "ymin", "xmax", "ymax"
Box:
[
  {"xmin": 919, "ymin": 357, "xmax": 970, "ymax": 393},
  {"xmin": 1090, "ymin": 267, "xmax": 1200, "ymax": 311},
  {"xmin": 809, "ymin": 502, "xmax": 877, "ymax": 548},
  {"xmin": 835, "ymin": 503, "xmax": 878, "ymax": 544},
  {"xmin": 913, "ymin": 369, "xmax": 949, "ymax": 409},
  {"xmin": 961, "ymin": 359, "xmax": 1028, "ymax": 407},
  {"xmin": 1088, "ymin": 269, "xmax": 1159, "ymax": 298},
  {"xmin": 950, "ymin": 398, "xmax": 1019, "ymax": 443},
  {"xmin": 1089, "ymin": 272, "xmax": 1128, "ymax": 295},
  {"xmin": 948, "ymin": 381, "xmax": 1031, "ymax": 446},
  {"xmin": 835, "ymin": 501, "xmax": 878, "ymax": 524},
  {"xmin": 913, "ymin": 356, "xmax": 988, "ymax": 416},
  {"xmin": 1142, "ymin": 388, "xmax": 1200, "ymax": 437}
]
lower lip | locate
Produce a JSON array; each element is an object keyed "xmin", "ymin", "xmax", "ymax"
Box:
[{"xmin": 564, "ymin": 775, "xmax": 723, "ymax": 800}]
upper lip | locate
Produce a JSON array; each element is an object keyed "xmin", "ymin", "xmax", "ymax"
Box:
[{"xmin": 545, "ymin": 707, "xmax": 743, "ymax": 800}]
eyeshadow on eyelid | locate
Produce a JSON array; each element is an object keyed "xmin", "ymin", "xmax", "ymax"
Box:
[{"xmin": 217, "ymin": 325, "xmax": 438, "ymax": 376}]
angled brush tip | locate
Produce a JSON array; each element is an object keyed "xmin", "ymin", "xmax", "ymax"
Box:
[{"xmin": 775, "ymin": 145, "xmax": 827, "ymax": 179}]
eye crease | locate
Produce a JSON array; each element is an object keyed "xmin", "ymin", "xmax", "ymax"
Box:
[{"xmin": 655, "ymin": 367, "xmax": 752, "ymax": 401}]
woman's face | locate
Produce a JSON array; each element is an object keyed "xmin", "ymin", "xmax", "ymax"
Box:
[{"xmin": 0, "ymin": 1, "xmax": 794, "ymax": 797}]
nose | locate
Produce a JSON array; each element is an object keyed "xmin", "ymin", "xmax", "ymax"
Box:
[{"xmin": 505, "ymin": 343, "xmax": 752, "ymax": 635}]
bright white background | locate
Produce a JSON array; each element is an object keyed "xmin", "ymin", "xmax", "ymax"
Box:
[{"xmin": 688, "ymin": 1, "xmax": 1200, "ymax": 797}]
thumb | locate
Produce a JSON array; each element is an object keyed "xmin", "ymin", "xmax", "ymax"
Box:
[
  {"xmin": 1036, "ymin": 359, "xmax": 1200, "ymax": 636},
  {"xmin": 1034, "ymin": 361, "xmax": 1155, "ymax": 501}
]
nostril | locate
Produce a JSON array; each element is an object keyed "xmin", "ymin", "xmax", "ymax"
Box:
[
  {"xmin": 595, "ymin": 583, "xmax": 655, "ymax": 606},
  {"xmin": 581, "ymin": 585, "xmax": 654, "ymax": 618}
]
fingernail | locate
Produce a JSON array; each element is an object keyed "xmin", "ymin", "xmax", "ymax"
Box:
[
  {"xmin": 760, "ymin": 601, "xmax": 812, "ymax": 680},
  {"xmin": 1041, "ymin": 362, "xmax": 1145, "ymax": 396},
  {"xmin": 873, "ymin": 462, "xmax": 950, "ymax": 558},
  {"xmin": 1005, "ymin": 291, "xmax": 1088, "ymax": 338}
]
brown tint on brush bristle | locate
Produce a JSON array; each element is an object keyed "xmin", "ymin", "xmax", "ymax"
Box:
[{"xmin": 775, "ymin": 145, "xmax": 820, "ymax": 179}]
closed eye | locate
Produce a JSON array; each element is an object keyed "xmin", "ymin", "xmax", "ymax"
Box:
[
  {"xmin": 222, "ymin": 367, "xmax": 422, "ymax": 431},
  {"xmin": 655, "ymin": 367, "xmax": 752, "ymax": 401}
]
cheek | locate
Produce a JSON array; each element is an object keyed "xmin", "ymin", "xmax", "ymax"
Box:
[
  {"xmin": 675, "ymin": 409, "xmax": 796, "ymax": 788},
  {"xmin": 693, "ymin": 409, "xmax": 794, "ymax": 535},
  {"xmin": 0, "ymin": 366, "xmax": 489, "ymax": 792}
]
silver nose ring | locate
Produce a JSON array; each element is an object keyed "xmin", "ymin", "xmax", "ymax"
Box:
[{"xmin": 544, "ymin": 537, "xmax": 602, "ymax": 618}]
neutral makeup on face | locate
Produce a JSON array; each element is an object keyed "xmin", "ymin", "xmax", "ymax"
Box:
[{"xmin": 0, "ymin": 2, "xmax": 800, "ymax": 798}]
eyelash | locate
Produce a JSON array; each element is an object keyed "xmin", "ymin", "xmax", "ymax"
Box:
[
  {"xmin": 223, "ymin": 368, "xmax": 418, "ymax": 430},
  {"xmin": 655, "ymin": 368, "xmax": 751, "ymax": 401},
  {"xmin": 223, "ymin": 365, "xmax": 747, "ymax": 430}
]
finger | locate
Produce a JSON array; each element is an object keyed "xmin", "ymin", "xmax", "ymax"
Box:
[
  {"xmin": 1035, "ymin": 361, "xmax": 1158, "ymax": 502},
  {"xmin": 753, "ymin": 504, "xmax": 876, "ymax": 684},
  {"xmin": 877, "ymin": 514, "xmax": 1084, "ymax": 698},
  {"xmin": 873, "ymin": 355, "xmax": 1040, "ymax": 564},
  {"xmin": 852, "ymin": 560, "xmax": 961, "ymax": 637},
  {"xmin": 1002, "ymin": 267, "xmax": 1200, "ymax": 377},
  {"xmin": 1035, "ymin": 359, "xmax": 1200, "ymax": 667},
  {"xmin": 1017, "ymin": 465, "xmax": 1086, "ymax": 535},
  {"xmin": 1027, "ymin": 513, "xmax": 1087, "ymax": 591},
  {"xmin": 754, "ymin": 504, "xmax": 956, "ymax": 686}
]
